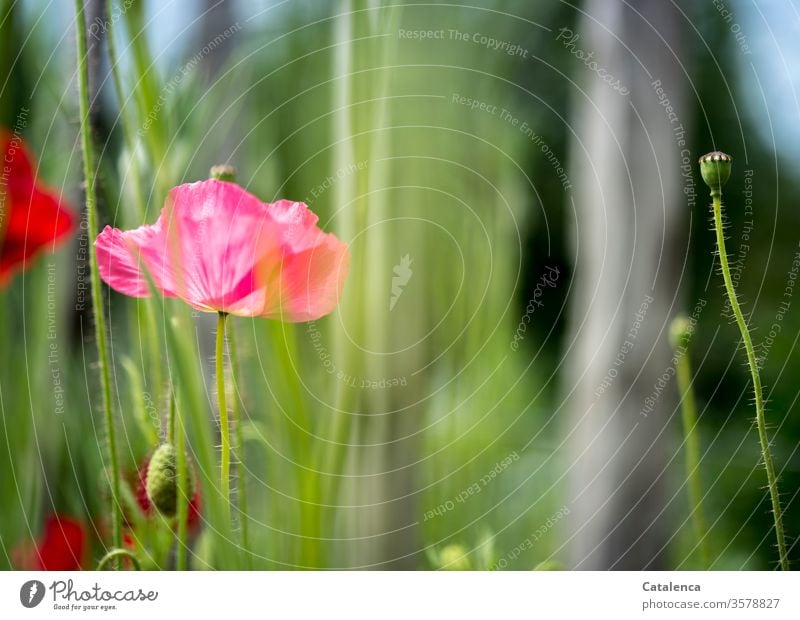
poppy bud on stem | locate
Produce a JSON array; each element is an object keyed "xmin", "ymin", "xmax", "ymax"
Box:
[
  {"xmin": 210, "ymin": 164, "xmax": 237, "ymax": 183},
  {"xmin": 146, "ymin": 443, "xmax": 195, "ymax": 517},
  {"xmin": 699, "ymin": 151, "xmax": 788, "ymax": 570}
]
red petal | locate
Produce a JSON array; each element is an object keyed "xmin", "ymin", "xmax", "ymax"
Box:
[{"xmin": 34, "ymin": 515, "xmax": 86, "ymax": 571}]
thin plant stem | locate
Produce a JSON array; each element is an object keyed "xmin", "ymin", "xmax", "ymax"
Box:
[
  {"xmin": 97, "ymin": 549, "xmax": 141, "ymax": 571},
  {"xmin": 673, "ymin": 333, "xmax": 710, "ymax": 567},
  {"xmin": 216, "ymin": 312, "xmax": 231, "ymax": 519},
  {"xmin": 712, "ymin": 193, "xmax": 789, "ymax": 570},
  {"xmin": 73, "ymin": 0, "xmax": 122, "ymax": 561},
  {"xmin": 104, "ymin": 0, "xmax": 136, "ymax": 157},
  {"xmin": 167, "ymin": 388, "xmax": 176, "ymax": 444},
  {"xmin": 226, "ymin": 322, "xmax": 251, "ymax": 567},
  {"xmin": 175, "ymin": 393, "xmax": 188, "ymax": 571}
]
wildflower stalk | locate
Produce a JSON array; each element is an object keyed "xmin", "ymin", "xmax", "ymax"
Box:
[
  {"xmin": 216, "ymin": 311, "xmax": 231, "ymax": 519},
  {"xmin": 670, "ymin": 315, "xmax": 710, "ymax": 567},
  {"xmin": 700, "ymin": 151, "xmax": 788, "ymax": 570},
  {"xmin": 96, "ymin": 549, "xmax": 141, "ymax": 571},
  {"xmin": 209, "ymin": 165, "xmax": 245, "ymax": 550},
  {"xmin": 73, "ymin": 0, "xmax": 122, "ymax": 562},
  {"xmin": 226, "ymin": 322, "xmax": 251, "ymax": 567},
  {"xmin": 175, "ymin": 394, "xmax": 189, "ymax": 571}
]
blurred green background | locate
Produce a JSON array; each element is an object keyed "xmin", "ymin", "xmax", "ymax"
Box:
[{"xmin": 1, "ymin": 0, "xmax": 799, "ymax": 570}]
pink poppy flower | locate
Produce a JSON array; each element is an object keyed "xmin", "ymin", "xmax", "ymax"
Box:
[{"xmin": 95, "ymin": 179, "xmax": 349, "ymax": 320}]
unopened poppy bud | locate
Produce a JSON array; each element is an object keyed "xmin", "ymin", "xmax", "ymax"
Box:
[
  {"xmin": 670, "ymin": 313, "xmax": 693, "ymax": 350},
  {"xmin": 438, "ymin": 544, "xmax": 472, "ymax": 570},
  {"xmin": 210, "ymin": 164, "xmax": 236, "ymax": 183},
  {"xmin": 699, "ymin": 151, "xmax": 732, "ymax": 196},
  {"xmin": 146, "ymin": 444, "xmax": 194, "ymax": 517}
]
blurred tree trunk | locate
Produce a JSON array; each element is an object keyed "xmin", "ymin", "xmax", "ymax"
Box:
[{"xmin": 565, "ymin": 0, "xmax": 689, "ymax": 569}]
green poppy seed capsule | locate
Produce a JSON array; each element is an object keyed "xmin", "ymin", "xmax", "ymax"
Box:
[
  {"xmin": 698, "ymin": 151, "xmax": 732, "ymax": 196},
  {"xmin": 669, "ymin": 313, "xmax": 693, "ymax": 350},
  {"xmin": 210, "ymin": 164, "xmax": 236, "ymax": 183},
  {"xmin": 146, "ymin": 443, "xmax": 194, "ymax": 517}
]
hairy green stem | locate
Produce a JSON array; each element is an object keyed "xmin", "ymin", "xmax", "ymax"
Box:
[
  {"xmin": 712, "ymin": 193, "xmax": 788, "ymax": 570},
  {"xmin": 175, "ymin": 393, "xmax": 188, "ymax": 570},
  {"xmin": 73, "ymin": 0, "xmax": 122, "ymax": 562},
  {"xmin": 674, "ymin": 341, "xmax": 710, "ymax": 567},
  {"xmin": 167, "ymin": 389, "xmax": 176, "ymax": 444},
  {"xmin": 226, "ymin": 322, "xmax": 250, "ymax": 567},
  {"xmin": 97, "ymin": 548, "xmax": 141, "ymax": 571},
  {"xmin": 216, "ymin": 312, "xmax": 231, "ymax": 519}
]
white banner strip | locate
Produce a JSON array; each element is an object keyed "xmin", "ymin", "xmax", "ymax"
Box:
[{"xmin": 2, "ymin": 571, "xmax": 798, "ymax": 618}]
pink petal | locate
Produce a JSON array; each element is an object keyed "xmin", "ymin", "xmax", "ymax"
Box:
[
  {"xmin": 95, "ymin": 179, "xmax": 350, "ymax": 320},
  {"xmin": 163, "ymin": 180, "xmax": 280, "ymax": 313},
  {"xmin": 264, "ymin": 232, "xmax": 350, "ymax": 322},
  {"xmin": 95, "ymin": 225, "xmax": 177, "ymax": 298}
]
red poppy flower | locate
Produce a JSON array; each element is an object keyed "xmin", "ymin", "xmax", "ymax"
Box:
[
  {"xmin": 0, "ymin": 128, "xmax": 75, "ymax": 285},
  {"xmin": 13, "ymin": 515, "xmax": 87, "ymax": 570}
]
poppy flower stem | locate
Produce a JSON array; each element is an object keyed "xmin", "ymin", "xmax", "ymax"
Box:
[
  {"xmin": 216, "ymin": 312, "xmax": 231, "ymax": 519},
  {"xmin": 711, "ymin": 193, "xmax": 788, "ymax": 570},
  {"xmin": 97, "ymin": 549, "xmax": 141, "ymax": 571},
  {"xmin": 175, "ymin": 393, "xmax": 189, "ymax": 571},
  {"xmin": 670, "ymin": 316, "xmax": 710, "ymax": 568},
  {"xmin": 73, "ymin": 0, "xmax": 122, "ymax": 563},
  {"xmin": 226, "ymin": 322, "xmax": 251, "ymax": 566}
]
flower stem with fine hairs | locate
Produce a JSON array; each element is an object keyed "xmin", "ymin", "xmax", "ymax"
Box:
[
  {"xmin": 73, "ymin": 0, "xmax": 122, "ymax": 561},
  {"xmin": 671, "ymin": 316, "xmax": 710, "ymax": 567},
  {"xmin": 216, "ymin": 312, "xmax": 231, "ymax": 519},
  {"xmin": 175, "ymin": 393, "xmax": 189, "ymax": 571},
  {"xmin": 226, "ymin": 322, "xmax": 251, "ymax": 566},
  {"xmin": 701, "ymin": 151, "xmax": 788, "ymax": 570}
]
